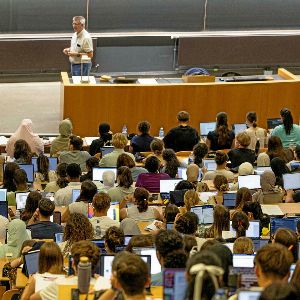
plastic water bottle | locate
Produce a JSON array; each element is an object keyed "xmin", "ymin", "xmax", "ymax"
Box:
[
  {"xmin": 159, "ymin": 127, "xmax": 164, "ymax": 138},
  {"xmin": 212, "ymin": 288, "xmax": 227, "ymax": 300},
  {"xmin": 78, "ymin": 256, "xmax": 91, "ymax": 294},
  {"xmin": 122, "ymin": 125, "xmax": 128, "ymax": 136}
]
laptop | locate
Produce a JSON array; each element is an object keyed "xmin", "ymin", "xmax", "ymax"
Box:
[
  {"xmin": 160, "ymin": 179, "xmax": 181, "ymax": 194},
  {"xmin": 71, "ymin": 189, "xmax": 81, "ymax": 202},
  {"xmin": 100, "ymin": 147, "xmax": 114, "ymax": 156},
  {"xmin": 230, "ymin": 220, "xmax": 260, "ymax": 238},
  {"xmin": 252, "ymin": 239, "xmax": 269, "ymax": 252},
  {"xmin": 10, "ymin": 164, "xmax": 34, "ymax": 183},
  {"xmin": 31, "ymin": 157, "xmax": 58, "ymax": 172},
  {"xmin": 232, "ymin": 123, "xmax": 247, "ymax": 135},
  {"xmin": 237, "ymin": 290, "xmax": 261, "ymax": 300},
  {"xmin": 203, "ymin": 159, "xmax": 217, "ymax": 171},
  {"xmin": 190, "ymin": 205, "xmax": 214, "ymax": 225},
  {"xmin": 223, "ymin": 192, "xmax": 237, "ymax": 208},
  {"xmin": 238, "ymin": 175, "xmax": 261, "ymax": 189},
  {"xmin": 124, "ymin": 235, "xmax": 133, "ymax": 246},
  {"xmin": 283, "ymin": 173, "xmax": 300, "ymax": 190},
  {"xmin": 24, "ymin": 250, "xmax": 40, "ymax": 276},
  {"xmin": 0, "ymin": 189, "xmax": 7, "ymax": 202},
  {"xmin": 132, "ymin": 247, "xmax": 161, "ymax": 275},
  {"xmin": 0, "ymin": 201, "xmax": 8, "ymax": 218},
  {"xmin": 270, "ymin": 217, "xmax": 300, "ymax": 235},
  {"xmin": 15, "ymin": 192, "xmax": 30, "ymax": 210},
  {"xmin": 163, "ymin": 269, "xmax": 187, "ymax": 300},
  {"xmin": 267, "ymin": 118, "xmax": 282, "ymax": 130},
  {"xmin": 199, "ymin": 122, "xmax": 216, "ymax": 136},
  {"xmin": 177, "ymin": 167, "xmax": 202, "ymax": 180},
  {"xmin": 92, "ymin": 167, "xmax": 117, "ymax": 181},
  {"xmin": 233, "ymin": 254, "xmax": 255, "ymax": 268}
]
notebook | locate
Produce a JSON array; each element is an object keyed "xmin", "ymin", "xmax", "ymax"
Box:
[{"xmin": 92, "ymin": 167, "xmax": 117, "ymax": 181}]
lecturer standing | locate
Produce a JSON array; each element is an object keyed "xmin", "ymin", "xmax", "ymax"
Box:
[{"xmin": 63, "ymin": 16, "xmax": 93, "ymax": 76}]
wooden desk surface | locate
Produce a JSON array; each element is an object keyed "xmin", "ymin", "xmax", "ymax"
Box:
[
  {"xmin": 278, "ymin": 203, "xmax": 300, "ymax": 215},
  {"xmin": 15, "ymin": 268, "xmax": 28, "ymax": 289}
]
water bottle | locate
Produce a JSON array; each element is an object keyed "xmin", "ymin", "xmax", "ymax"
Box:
[
  {"xmin": 188, "ymin": 154, "xmax": 194, "ymax": 164},
  {"xmin": 122, "ymin": 124, "xmax": 128, "ymax": 136},
  {"xmin": 212, "ymin": 288, "xmax": 227, "ymax": 300},
  {"xmin": 78, "ymin": 256, "xmax": 91, "ymax": 294},
  {"xmin": 159, "ymin": 127, "xmax": 164, "ymax": 138}
]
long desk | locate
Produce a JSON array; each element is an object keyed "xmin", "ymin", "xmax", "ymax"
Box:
[{"xmin": 61, "ymin": 69, "xmax": 300, "ymax": 137}]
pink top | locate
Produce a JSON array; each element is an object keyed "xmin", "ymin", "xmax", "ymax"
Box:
[{"xmin": 6, "ymin": 119, "xmax": 44, "ymax": 157}]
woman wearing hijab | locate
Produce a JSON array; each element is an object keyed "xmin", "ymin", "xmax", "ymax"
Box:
[
  {"xmin": 270, "ymin": 157, "xmax": 290, "ymax": 188},
  {"xmin": 50, "ymin": 118, "xmax": 73, "ymax": 157},
  {"xmin": 0, "ymin": 219, "xmax": 30, "ymax": 258},
  {"xmin": 6, "ymin": 119, "xmax": 43, "ymax": 157},
  {"xmin": 252, "ymin": 170, "xmax": 284, "ymax": 204}
]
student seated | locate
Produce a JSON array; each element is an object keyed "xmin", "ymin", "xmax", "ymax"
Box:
[
  {"xmin": 1, "ymin": 162, "xmax": 20, "ymax": 192},
  {"xmin": 20, "ymin": 191, "xmax": 42, "ymax": 223},
  {"xmin": 232, "ymin": 187, "xmax": 252, "ymax": 213},
  {"xmin": 233, "ymin": 237, "xmax": 254, "ymax": 254},
  {"xmin": 27, "ymin": 198, "xmax": 64, "ymax": 239},
  {"xmin": 30, "ymin": 240, "xmax": 110, "ymax": 300},
  {"xmin": 99, "ymin": 133, "xmax": 135, "ymax": 167},
  {"xmin": 13, "ymin": 139, "xmax": 32, "ymax": 164},
  {"xmin": 7, "ymin": 169, "xmax": 29, "ymax": 206},
  {"xmin": 89, "ymin": 122, "xmax": 112, "ymax": 156},
  {"xmin": 192, "ymin": 142, "xmax": 208, "ymax": 168},
  {"xmin": 287, "ymin": 144, "xmax": 300, "ymax": 171},
  {"xmin": 59, "ymin": 135, "xmax": 91, "ymax": 172},
  {"xmin": 154, "ymin": 204, "xmax": 180, "ymax": 230},
  {"xmin": 34, "ymin": 154, "xmax": 57, "ymax": 184},
  {"xmin": 104, "ymin": 226, "xmax": 124, "ymax": 254},
  {"xmin": 231, "ymin": 211, "xmax": 249, "ymax": 238},
  {"xmin": 101, "ymin": 170, "xmax": 116, "ymax": 191},
  {"xmin": 44, "ymin": 163, "xmax": 68, "ymax": 193},
  {"xmin": 80, "ymin": 156, "xmax": 99, "ymax": 182},
  {"xmin": 270, "ymin": 157, "xmax": 291, "ymax": 188},
  {"xmin": 130, "ymin": 120, "xmax": 154, "ymax": 154},
  {"xmin": 50, "ymin": 118, "xmax": 73, "ymax": 157},
  {"xmin": 147, "ymin": 138, "xmax": 164, "ymax": 163},
  {"xmin": 180, "ymin": 189, "xmax": 203, "ymax": 213},
  {"xmin": 125, "ymin": 234, "xmax": 154, "ymax": 252},
  {"xmin": 89, "ymin": 192, "xmax": 120, "ymax": 239},
  {"xmin": 208, "ymin": 175, "xmax": 229, "ymax": 205},
  {"xmin": 161, "ymin": 149, "xmax": 180, "ymax": 178}
]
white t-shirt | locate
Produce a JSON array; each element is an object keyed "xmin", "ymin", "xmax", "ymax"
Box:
[{"xmin": 89, "ymin": 216, "xmax": 120, "ymax": 239}]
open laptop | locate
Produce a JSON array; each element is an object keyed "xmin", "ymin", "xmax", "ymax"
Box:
[
  {"xmin": 31, "ymin": 157, "xmax": 58, "ymax": 172},
  {"xmin": 223, "ymin": 192, "xmax": 237, "ymax": 208},
  {"xmin": 160, "ymin": 179, "xmax": 181, "ymax": 194},
  {"xmin": 252, "ymin": 239, "xmax": 269, "ymax": 252},
  {"xmin": 190, "ymin": 205, "xmax": 214, "ymax": 225},
  {"xmin": 203, "ymin": 159, "xmax": 217, "ymax": 171},
  {"xmin": 267, "ymin": 118, "xmax": 282, "ymax": 130},
  {"xmin": 233, "ymin": 254, "xmax": 255, "ymax": 268},
  {"xmin": 163, "ymin": 269, "xmax": 187, "ymax": 300},
  {"xmin": 230, "ymin": 220, "xmax": 260, "ymax": 239},
  {"xmin": 283, "ymin": 173, "xmax": 300, "ymax": 190},
  {"xmin": 0, "ymin": 189, "xmax": 7, "ymax": 202},
  {"xmin": 232, "ymin": 123, "xmax": 247, "ymax": 135},
  {"xmin": 238, "ymin": 175, "xmax": 261, "ymax": 189},
  {"xmin": 270, "ymin": 217, "xmax": 300, "ymax": 235},
  {"xmin": 71, "ymin": 189, "xmax": 81, "ymax": 202},
  {"xmin": 199, "ymin": 122, "xmax": 216, "ymax": 136},
  {"xmin": 100, "ymin": 146, "xmax": 114, "ymax": 156},
  {"xmin": 92, "ymin": 167, "xmax": 117, "ymax": 181},
  {"xmin": 24, "ymin": 250, "xmax": 40, "ymax": 276},
  {"xmin": 132, "ymin": 247, "xmax": 161, "ymax": 275},
  {"xmin": 237, "ymin": 290, "xmax": 261, "ymax": 300},
  {"xmin": 4, "ymin": 163, "xmax": 34, "ymax": 183},
  {"xmin": 0, "ymin": 201, "xmax": 8, "ymax": 218},
  {"xmin": 88, "ymin": 202, "xmax": 120, "ymax": 222},
  {"xmin": 15, "ymin": 192, "xmax": 30, "ymax": 210}
]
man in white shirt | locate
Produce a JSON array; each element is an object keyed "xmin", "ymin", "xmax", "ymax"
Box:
[{"xmin": 63, "ymin": 16, "xmax": 93, "ymax": 76}]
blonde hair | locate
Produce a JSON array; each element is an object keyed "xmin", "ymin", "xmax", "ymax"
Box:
[
  {"xmin": 184, "ymin": 190, "xmax": 200, "ymax": 211},
  {"xmin": 236, "ymin": 132, "xmax": 251, "ymax": 148},
  {"xmin": 233, "ymin": 237, "xmax": 254, "ymax": 254},
  {"xmin": 112, "ymin": 133, "xmax": 128, "ymax": 149}
]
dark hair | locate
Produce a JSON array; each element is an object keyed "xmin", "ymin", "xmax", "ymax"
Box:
[
  {"xmin": 162, "ymin": 149, "xmax": 180, "ymax": 178},
  {"xmin": 215, "ymin": 151, "xmax": 228, "ymax": 166},
  {"xmin": 21, "ymin": 191, "xmax": 42, "ymax": 222},
  {"xmin": 183, "ymin": 235, "xmax": 197, "ymax": 255},
  {"xmin": 117, "ymin": 166, "xmax": 133, "ymax": 188},
  {"xmin": 155, "ymin": 230, "xmax": 183, "ymax": 258},
  {"xmin": 164, "ymin": 250, "xmax": 187, "ymax": 268},
  {"xmin": 14, "ymin": 139, "xmax": 32, "ymax": 163},
  {"xmin": 56, "ymin": 163, "xmax": 69, "ymax": 189},
  {"xmin": 104, "ymin": 226, "xmax": 125, "ymax": 253},
  {"xmin": 246, "ymin": 112, "xmax": 258, "ymax": 128},
  {"xmin": 39, "ymin": 242, "xmax": 64, "ymax": 274},
  {"xmin": 177, "ymin": 111, "xmax": 190, "ymax": 122},
  {"xmin": 291, "ymin": 260, "xmax": 300, "ymax": 291},
  {"xmin": 274, "ymin": 228, "xmax": 298, "ymax": 263},
  {"xmin": 117, "ymin": 153, "xmax": 135, "ymax": 169},
  {"xmin": 216, "ymin": 112, "xmax": 230, "ymax": 146},
  {"xmin": 193, "ymin": 143, "xmax": 208, "ymax": 166},
  {"xmin": 13, "ymin": 169, "xmax": 27, "ymax": 185},
  {"xmin": 138, "ymin": 121, "xmax": 151, "ymax": 134},
  {"xmin": 232, "ymin": 211, "xmax": 249, "ymax": 237},
  {"xmin": 242, "ymin": 201, "xmax": 270, "ymax": 229},
  {"xmin": 175, "ymin": 212, "xmax": 198, "ymax": 235},
  {"xmin": 186, "ymin": 250, "xmax": 223, "ymax": 300},
  {"xmin": 134, "ymin": 187, "xmax": 149, "ymax": 213},
  {"xmin": 38, "ymin": 198, "xmax": 55, "ymax": 217},
  {"xmin": 93, "ymin": 192, "xmax": 111, "ymax": 212},
  {"xmin": 267, "ymin": 136, "xmax": 289, "ymax": 162},
  {"xmin": 260, "ymin": 282, "xmax": 299, "ymax": 300},
  {"xmin": 126, "ymin": 235, "xmax": 154, "ymax": 252},
  {"xmin": 164, "ymin": 204, "xmax": 180, "ymax": 223},
  {"xmin": 254, "ymin": 243, "xmax": 293, "ymax": 279},
  {"xmin": 150, "ymin": 138, "xmax": 164, "ymax": 155},
  {"xmin": 114, "ymin": 252, "xmax": 149, "ymax": 296},
  {"xmin": 3, "ymin": 162, "xmax": 20, "ymax": 192},
  {"xmin": 98, "ymin": 123, "xmax": 112, "ymax": 143},
  {"xmin": 69, "ymin": 135, "xmax": 83, "ymax": 150},
  {"xmin": 235, "ymin": 187, "xmax": 252, "ymax": 210},
  {"xmin": 66, "ymin": 163, "xmax": 81, "ymax": 179},
  {"xmin": 175, "ymin": 180, "xmax": 194, "ymax": 191},
  {"xmin": 37, "ymin": 154, "xmax": 49, "ymax": 182},
  {"xmin": 77, "ymin": 180, "xmax": 97, "ymax": 203},
  {"xmin": 85, "ymin": 157, "xmax": 99, "ymax": 172},
  {"xmin": 280, "ymin": 108, "xmax": 293, "ymax": 135},
  {"xmin": 144, "ymin": 155, "xmax": 160, "ymax": 173},
  {"xmin": 270, "ymin": 157, "xmax": 290, "ymax": 187},
  {"xmin": 213, "ymin": 175, "xmax": 229, "ymax": 192}
]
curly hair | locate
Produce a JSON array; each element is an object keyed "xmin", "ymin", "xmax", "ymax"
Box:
[
  {"xmin": 175, "ymin": 212, "xmax": 199, "ymax": 235},
  {"xmin": 104, "ymin": 226, "xmax": 125, "ymax": 253},
  {"xmin": 193, "ymin": 143, "xmax": 208, "ymax": 166},
  {"xmin": 138, "ymin": 121, "xmax": 151, "ymax": 134},
  {"xmin": 213, "ymin": 175, "xmax": 229, "ymax": 192},
  {"xmin": 162, "ymin": 149, "xmax": 180, "ymax": 178}
]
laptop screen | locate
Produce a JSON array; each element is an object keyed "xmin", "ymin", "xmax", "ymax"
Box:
[
  {"xmin": 24, "ymin": 250, "xmax": 40, "ymax": 276},
  {"xmin": 233, "ymin": 254, "xmax": 255, "ymax": 268},
  {"xmin": 223, "ymin": 192, "xmax": 237, "ymax": 208},
  {"xmin": 200, "ymin": 122, "xmax": 216, "ymax": 136},
  {"xmin": 124, "ymin": 235, "xmax": 132, "ymax": 246},
  {"xmin": 190, "ymin": 205, "xmax": 214, "ymax": 225},
  {"xmin": 16, "ymin": 192, "xmax": 30, "ymax": 210},
  {"xmin": 230, "ymin": 220, "xmax": 260, "ymax": 238},
  {"xmin": 163, "ymin": 269, "xmax": 187, "ymax": 300},
  {"xmin": 100, "ymin": 147, "xmax": 114, "ymax": 156},
  {"xmin": 0, "ymin": 189, "xmax": 7, "ymax": 202},
  {"xmin": 177, "ymin": 167, "xmax": 201, "ymax": 180},
  {"xmin": 238, "ymin": 175, "xmax": 261, "ymax": 189},
  {"xmin": 18, "ymin": 164, "xmax": 34, "ymax": 183},
  {"xmin": 270, "ymin": 217, "xmax": 300, "ymax": 234},
  {"xmin": 238, "ymin": 290, "xmax": 261, "ymax": 300},
  {"xmin": 233, "ymin": 123, "xmax": 247, "ymax": 135},
  {"xmin": 283, "ymin": 173, "xmax": 300, "ymax": 190},
  {"xmin": 267, "ymin": 118, "xmax": 282, "ymax": 129},
  {"xmin": 0, "ymin": 202, "xmax": 8, "ymax": 218},
  {"xmin": 71, "ymin": 189, "xmax": 81, "ymax": 202},
  {"xmin": 203, "ymin": 159, "xmax": 217, "ymax": 171},
  {"xmin": 160, "ymin": 179, "xmax": 181, "ymax": 193},
  {"xmin": 32, "ymin": 157, "xmax": 58, "ymax": 172},
  {"xmin": 92, "ymin": 167, "xmax": 117, "ymax": 181},
  {"xmin": 133, "ymin": 247, "xmax": 161, "ymax": 275},
  {"xmin": 252, "ymin": 239, "xmax": 269, "ymax": 252}
]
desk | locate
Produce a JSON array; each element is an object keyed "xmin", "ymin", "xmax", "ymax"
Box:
[
  {"xmin": 15, "ymin": 269, "xmax": 28, "ymax": 289},
  {"xmin": 278, "ymin": 203, "xmax": 300, "ymax": 215}
]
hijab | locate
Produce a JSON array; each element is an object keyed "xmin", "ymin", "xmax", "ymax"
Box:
[
  {"xmin": 187, "ymin": 164, "xmax": 200, "ymax": 183},
  {"xmin": 238, "ymin": 162, "xmax": 254, "ymax": 176},
  {"xmin": 50, "ymin": 119, "xmax": 73, "ymax": 156},
  {"xmin": 257, "ymin": 153, "xmax": 270, "ymax": 167},
  {"xmin": 0, "ymin": 219, "xmax": 30, "ymax": 258},
  {"xmin": 6, "ymin": 119, "xmax": 43, "ymax": 157},
  {"xmin": 260, "ymin": 170, "xmax": 277, "ymax": 193}
]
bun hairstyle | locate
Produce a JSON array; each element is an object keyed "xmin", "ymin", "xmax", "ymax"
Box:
[
  {"xmin": 246, "ymin": 112, "xmax": 258, "ymax": 128},
  {"xmin": 231, "ymin": 211, "xmax": 249, "ymax": 238},
  {"xmin": 213, "ymin": 175, "xmax": 229, "ymax": 192},
  {"xmin": 105, "ymin": 226, "xmax": 125, "ymax": 253},
  {"xmin": 215, "ymin": 151, "xmax": 228, "ymax": 166},
  {"xmin": 134, "ymin": 187, "xmax": 149, "ymax": 213}
]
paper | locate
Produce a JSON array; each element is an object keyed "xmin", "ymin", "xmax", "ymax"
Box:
[
  {"xmin": 72, "ymin": 76, "xmax": 96, "ymax": 84},
  {"xmin": 138, "ymin": 78, "xmax": 157, "ymax": 84},
  {"xmin": 261, "ymin": 205, "xmax": 284, "ymax": 216},
  {"xmin": 0, "ymin": 136, "xmax": 8, "ymax": 145},
  {"xmin": 85, "ymin": 137, "xmax": 99, "ymax": 146}
]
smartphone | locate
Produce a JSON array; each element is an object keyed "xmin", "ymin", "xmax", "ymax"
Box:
[{"xmin": 53, "ymin": 211, "xmax": 61, "ymax": 225}]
